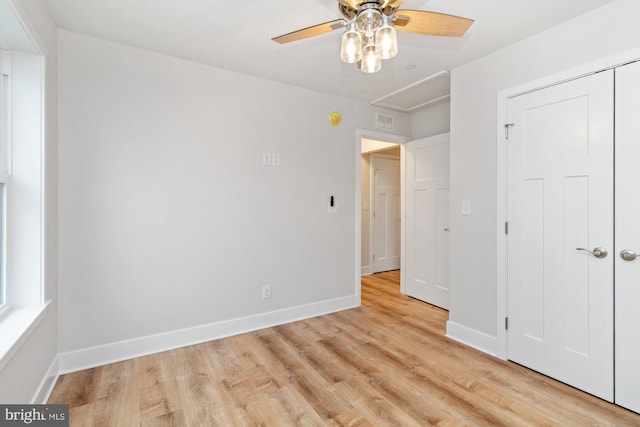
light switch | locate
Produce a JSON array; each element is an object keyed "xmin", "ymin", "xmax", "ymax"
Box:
[
  {"xmin": 462, "ymin": 200, "xmax": 472, "ymax": 216},
  {"xmin": 328, "ymin": 194, "xmax": 338, "ymax": 213}
]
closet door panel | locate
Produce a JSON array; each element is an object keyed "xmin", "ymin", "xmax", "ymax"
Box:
[
  {"xmin": 507, "ymin": 71, "xmax": 614, "ymax": 401},
  {"xmin": 615, "ymin": 61, "xmax": 640, "ymax": 414}
]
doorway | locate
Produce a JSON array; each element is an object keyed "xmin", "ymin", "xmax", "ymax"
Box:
[
  {"xmin": 361, "ymin": 138, "xmax": 401, "ymax": 276},
  {"xmin": 355, "ymin": 130, "xmax": 408, "ymax": 305},
  {"xmin": 356, "ymin": 130, "xmax": 452, "ymax": 312}
]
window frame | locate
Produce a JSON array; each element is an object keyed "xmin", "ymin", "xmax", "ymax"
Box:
[
  {"xmin": 0, "ymin": 49, "xmax": 10, "ymax": 317},
  {"xmin": 0, "ymin": 3, "xmax": 50, "ymax": 374}
]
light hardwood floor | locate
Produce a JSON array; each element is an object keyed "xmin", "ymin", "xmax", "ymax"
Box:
[{"xmin": 49, "ymin": 271, "xmax": 640, "ymax": 426}]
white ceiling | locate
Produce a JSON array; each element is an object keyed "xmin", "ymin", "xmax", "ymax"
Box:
[{"xmin": 43, "ymin": 0, "xmax": 616, "ymax": 104}]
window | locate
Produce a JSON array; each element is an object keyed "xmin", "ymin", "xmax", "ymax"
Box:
[
  {"xmin": 0, "ymin": 4, "xmax": 48, "ymax": 370},
  {"xmin": 0, "ymin": 47, "xmax": 44, "ymax": 317},
  {"xmin": 0, "ymin": 50, "xmax": 8, "ymax": 314}
]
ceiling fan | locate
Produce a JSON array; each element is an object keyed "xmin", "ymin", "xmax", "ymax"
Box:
[{"xmin": 272, "ymin": 0, "xmax": 474, "ymax": 73}]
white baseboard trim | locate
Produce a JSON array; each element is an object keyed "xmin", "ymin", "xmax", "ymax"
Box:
[
  {"xmin": 361, "ymin": 266, "xmax": 373, "ymax": 276},
  {"xmin": 58, "ymin": 294, "xmax": 358, "ymax": 375},
  {"xmin": 445, "ymin": 320, "xmax": 497, "ymax": 357},
  {"xmin": 32, "ymin": 356, "xmax": 59, "ymax": 404}
]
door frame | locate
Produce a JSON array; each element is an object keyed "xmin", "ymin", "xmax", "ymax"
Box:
[
  {"xmin": 355, "ymin": 129, "xmax": 410, "ymax": 303},
  {"xmin": 495, "ymin": 47, "xmax": 640, "ymax": 360}
]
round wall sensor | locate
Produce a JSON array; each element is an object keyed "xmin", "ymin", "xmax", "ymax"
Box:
[{"xmin": 329, "ymin": 111, "xmax": 342, "ymax": 126}]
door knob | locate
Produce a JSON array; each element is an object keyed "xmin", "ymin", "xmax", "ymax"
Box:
[
  {"xmin": 576, "ymin": 247, "xmax": 608, "ymax": 258},
  {"xmin": 620, "ymin": 249, "xmax": 638, "ymax": 261}
]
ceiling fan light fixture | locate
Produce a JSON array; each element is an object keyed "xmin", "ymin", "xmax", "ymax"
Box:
[
  {"xmin": 375, "ymin": 15, "xmax": 397, "ymax": 60},
  {"xmin": 340, "ymin": 22, "xmax": 363, "ymax": 64},
  {"xmin": 272, "ymin": 1, "xmax": 473, "ymax": 76}
]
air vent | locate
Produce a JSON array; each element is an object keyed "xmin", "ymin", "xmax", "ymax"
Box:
[
  {"xmin": 375, "ymin": 113, "xmax": 393, "ymax": 130},
  {"xmin": 371, "ymin": 71, "xmax": 450, "ymax": 113}
]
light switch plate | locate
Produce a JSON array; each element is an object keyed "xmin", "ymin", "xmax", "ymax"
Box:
[
  {"xmin": 462, "ymin": 200, "xmax": 472, "ymax": 216},
  {"xmin": 262, "ymin": 152, "xmax": 272, "ymax": 166}
]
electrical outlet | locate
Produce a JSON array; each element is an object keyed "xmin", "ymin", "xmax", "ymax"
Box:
[
  {"xmin": 271, "ymin": 153, "xmax": 280, "ymax": 166},
  {"xmin": 263, "ymin": 152, "xmax": 272, "ymax": 166},
  {"xmin": 262, "ymin": 285, "xmax": 272, "ymax": 299}
]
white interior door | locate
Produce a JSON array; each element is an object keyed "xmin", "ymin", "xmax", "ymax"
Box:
[
  {"xmin": 372, "ymin": 155, "xmax": 400, "ymax": 273},
  {"xmin": 614, "ymin": 61, "xmax": 640, "ymax": 413},
  {"xmin": 506, "ymin": 71, "xmax": 614, "ymax": 401},
  {"xmin": 404, "ymin": 134, "xmax": 450, "ymax": 309}
]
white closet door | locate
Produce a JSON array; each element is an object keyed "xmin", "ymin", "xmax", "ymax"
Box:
[
  {"xmin": 507, "ymin": 70, "xmax": 614, "ymax": 401},
  {"xmin": 614, "ymin": 61, "xmax": 640, "ymax": 413}
]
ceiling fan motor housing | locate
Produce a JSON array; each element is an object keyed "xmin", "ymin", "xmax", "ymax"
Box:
[
  {"xmin": 356, "ymin": 5, "xmax": 382, "ymax": 35},
  {"xmin": 339, "ymin": 0, "xmax": 399, "ymax": 21}
]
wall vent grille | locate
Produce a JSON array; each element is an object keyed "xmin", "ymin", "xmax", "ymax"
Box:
[{"xmin": 375, "ymin": 113, "xmax": 393, "ymax": 130}]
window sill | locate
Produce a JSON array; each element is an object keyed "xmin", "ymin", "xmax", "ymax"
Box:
[{"xmin": 0, "ymin": 301, "xmax": 50, "ymax": 372}]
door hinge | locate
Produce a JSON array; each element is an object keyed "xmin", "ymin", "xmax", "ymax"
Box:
[
  {"xmin": 505, "ymin": 317, "xmax": 509, "ymax": 330},
  {"xmin": 373, "ymin": 254, "xmax": 375, "ymax": 260},
  {"xmin": 505, "ymin": 222, "xmax": 509, "ymax": 235},
  {"xmin": 504, "ymin": 123, "xmax": 514, "ymax": 140}
]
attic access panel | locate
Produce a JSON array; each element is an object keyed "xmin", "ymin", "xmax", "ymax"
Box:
[{"xmin": 371, "ymin": 71, "xmax": 450, "ymax": 113}]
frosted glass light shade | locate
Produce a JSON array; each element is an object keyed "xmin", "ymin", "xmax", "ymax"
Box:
[{"xmin": 340, "ymin": 28, "xmax": 362, "ymax": 64}]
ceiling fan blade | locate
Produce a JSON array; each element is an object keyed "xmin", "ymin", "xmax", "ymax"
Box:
[
  {"xmin": 338, "ymin": 0, "xmax": 359, "ymax": 9},
  {"xmin": 272, "ymin": 19, "xmax": 346, "ymax": 44},
  {"xmin": 382, "ymin": 0, "xmax": 405, "ymax": 8},
  {"xmin": 394, "ymin": 10, "xmax": 474, "ymax": 37}
]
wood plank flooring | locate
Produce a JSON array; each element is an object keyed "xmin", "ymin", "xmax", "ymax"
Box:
[{"xmin": 49, "ymin": 271, "xmax": 640, "ymax": 426}]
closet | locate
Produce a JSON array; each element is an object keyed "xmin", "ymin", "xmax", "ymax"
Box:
[{"xmin": 505, "ymin": 61, "xmax": 640, "ymax": 413}]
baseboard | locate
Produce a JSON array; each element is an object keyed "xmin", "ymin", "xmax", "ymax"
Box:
[
  {"xmin": 32, "ymin": 356, "xmax": 59, "ymax": 404},
  {"xmin": 361, "ymin": 266, "xmax": 373, "ymax": 276},
  {"xmin": 445, "ymin": 320, "xmax": 497, "ymax": 357},
  {"xmin": 58, "ymin": 294, "xmax": 358, "ymax": 374}
]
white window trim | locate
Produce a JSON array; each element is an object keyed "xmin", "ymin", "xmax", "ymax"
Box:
[
  {"xmin": 0, "ymin": 302, "xmax": 49, "ymax": 372},
  {"xmin": 0, "ymin": 48, "xmax": 10, "ymax": 317},
  {"xmin": 0, "ymin": 45, "xmax": 48, "ymax": 367}
]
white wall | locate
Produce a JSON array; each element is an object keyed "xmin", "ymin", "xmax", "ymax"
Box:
[
  {"xmin": 448, "ymin": 0, "xmax": 640, "ymax": 353},
  {"xmin": 57, "ymin": 30, "xmax": 411, "ymax": 370},
  {"xmin": 412, "ymin": 99, "xmax": 450, "ymax": 139},
  {"xmin": 0, "ymin": 0, "xmax": 58, "ymax": 403}
]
